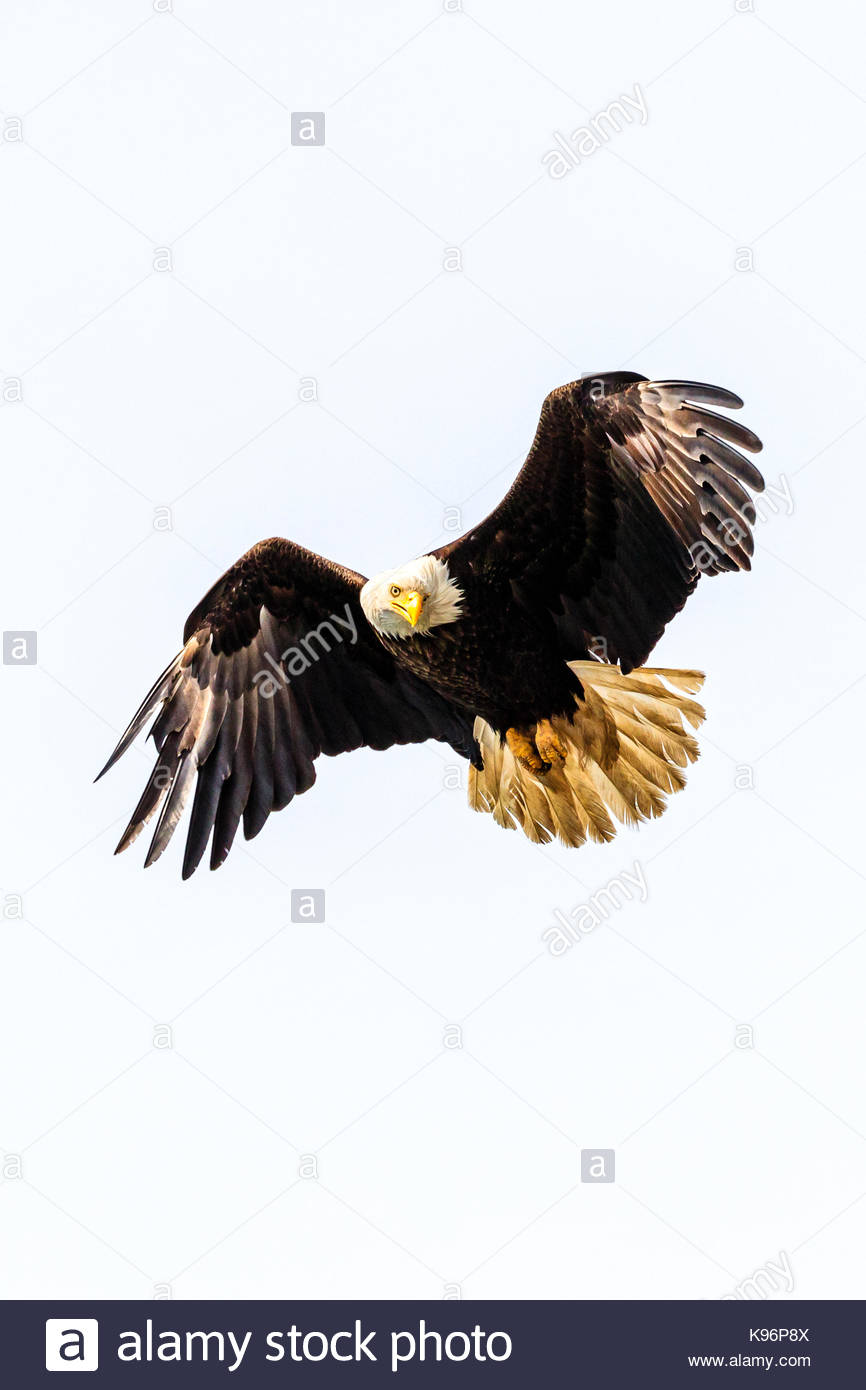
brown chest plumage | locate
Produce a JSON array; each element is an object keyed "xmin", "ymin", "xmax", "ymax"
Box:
[{"xmin": 382, "ymin": 579, "xmax": 581, "ymax": 732}]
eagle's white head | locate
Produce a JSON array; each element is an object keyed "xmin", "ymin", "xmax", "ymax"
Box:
[{"xmin": 359, "ymin": 555, "xmax": 464, "ymax": 638}]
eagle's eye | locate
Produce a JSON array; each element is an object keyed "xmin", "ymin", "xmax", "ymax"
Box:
[{"xmin": 389, "ymin": 584, "xmax": 401, "ymax": 598}]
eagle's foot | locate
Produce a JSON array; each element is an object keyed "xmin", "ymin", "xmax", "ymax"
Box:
[
  {"xmin": 506, "ymin": 725, "xmax": 548, "ymax": 775},
  {"xmin": 535, "ymin": 718, "xmax": 568, "ymax": 768}
]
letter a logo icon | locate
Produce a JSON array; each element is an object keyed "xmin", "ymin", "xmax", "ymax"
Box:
[{"xmin": 45, "ymin": 1320, "xmax": 99, "ymax": 1371}]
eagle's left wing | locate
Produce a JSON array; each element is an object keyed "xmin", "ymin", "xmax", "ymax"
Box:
[
  {"xmin": 435, "ymin": 373, "xmax": 764, "ymax": 672},
  {"xmin": 97, "ymin": 537, "xmax": 477, "ymax": 877}
]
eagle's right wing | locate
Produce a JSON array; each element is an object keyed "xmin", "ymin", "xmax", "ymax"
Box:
[
  {"xmin": 97, "ymin": 537, "xmax": 477, "ymax": 877},
  {"xmin": 436, "ymin": 373, "xmax": 764, "ymax": 672}
]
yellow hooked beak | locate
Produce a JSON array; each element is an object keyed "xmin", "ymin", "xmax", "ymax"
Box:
[{"xmin": 391, "ymin": 590, "xmax": 424, "ymax": 627}]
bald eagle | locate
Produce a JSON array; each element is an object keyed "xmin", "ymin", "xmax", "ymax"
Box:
[{"xmin": 98, "ymin": 372, "xmax": 763, "ymax": 878}]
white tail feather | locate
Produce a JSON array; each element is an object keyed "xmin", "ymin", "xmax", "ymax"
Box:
[{"xmin": 468, "ymin": 663, "xmax": 706, "ymax": 848}]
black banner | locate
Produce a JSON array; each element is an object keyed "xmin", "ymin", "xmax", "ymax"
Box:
[{"xmin": 5, "ymin": 1299, "xmax": 859, "ymax": 1386}]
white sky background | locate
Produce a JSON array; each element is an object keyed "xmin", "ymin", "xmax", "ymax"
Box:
[{"xmin": 1, "ymin": 0, "xmax": 865, "ymax": 1300}]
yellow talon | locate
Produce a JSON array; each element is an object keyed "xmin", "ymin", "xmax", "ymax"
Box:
[
  {"xmin": 505, "ymin": 726, "xmax": 547, "ymax": 774},
  {"xmin": 535, "ymin": 718, "xmax": 568, "ymax": 767}
]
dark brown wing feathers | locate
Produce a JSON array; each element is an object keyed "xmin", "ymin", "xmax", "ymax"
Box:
[
  {"xmin": 98, "ymin": 538, "xmax": 477, "ymax": 877},
  {"xmin": 436, "ymin": 373, "xmax": 763, "ymax": 672}
]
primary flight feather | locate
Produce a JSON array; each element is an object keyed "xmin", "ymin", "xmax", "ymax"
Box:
[{"xmin": 97, "ymin": 371, "xmax": 763, "ymax": 877}]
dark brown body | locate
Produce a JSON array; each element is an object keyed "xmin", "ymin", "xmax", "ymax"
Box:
[{"xmin": 382, "ymin": 566, "xmax": 584, "ymax": 733}]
